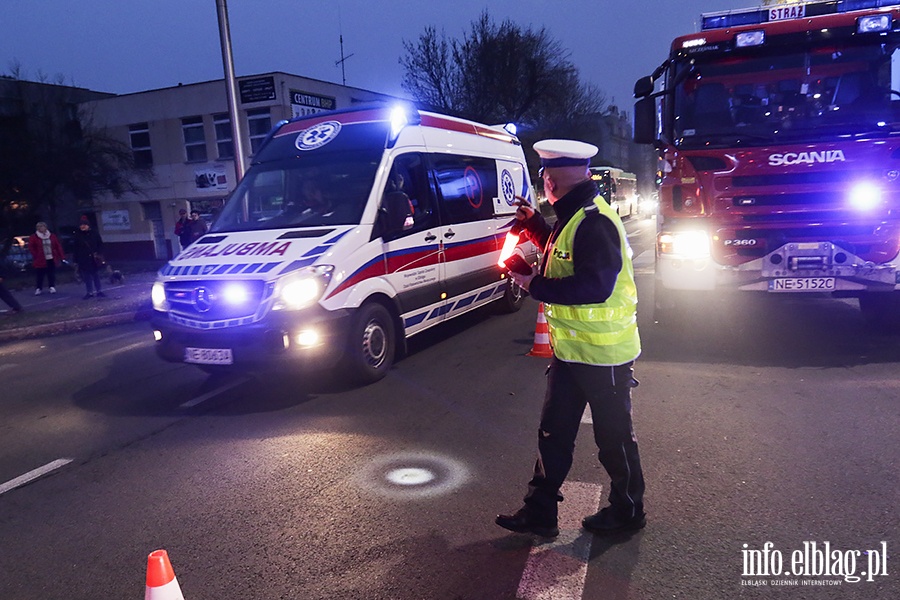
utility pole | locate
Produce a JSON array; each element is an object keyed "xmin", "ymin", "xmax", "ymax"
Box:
[{"xmin": 215, "ymin": 0, "xmax": 247, "ymax": 181}]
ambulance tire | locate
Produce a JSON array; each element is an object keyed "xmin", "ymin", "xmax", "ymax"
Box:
[
  {"xmin": 345, "ymin": 303, "xmax": 396, "ymax": 384},
  {"xmin": 495, "ymin": 278, "xmax": 526, "ymax": 313}
]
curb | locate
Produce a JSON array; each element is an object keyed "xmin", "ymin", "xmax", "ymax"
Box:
[{"xmin": 0, "ymin": 309, "xmax": 154, "ymax": 343}]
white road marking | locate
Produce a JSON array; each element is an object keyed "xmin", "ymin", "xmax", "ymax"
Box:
[
  {"xmin": 516, "ymin": 481, "xmax": 604, "ymax": 600},
  {"xmin": 581, "ymin": 406, "xmax": 592, "ymax": 425},
  {"xmin": 180, "ymin": 376, "xmax": 249, "ymax": 408},
  {"xmin": 0, "ymin": 458, "xmax": 73, "ymax": 496},
  {"xmin": 632, "ymin": 249, "xmax": 654, "ymax": 268},
  {"xmin": 94, "ymin": 340, "xmax": 153, "ymax": 360},
  {"xmin": 81, "ymin": 331, "xmax": 138, "ymax": 347}
]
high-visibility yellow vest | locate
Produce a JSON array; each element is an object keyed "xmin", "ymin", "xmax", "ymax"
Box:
[{"xmin": 543, "ymin": 196, "xmax": 641, "ymax": 365}]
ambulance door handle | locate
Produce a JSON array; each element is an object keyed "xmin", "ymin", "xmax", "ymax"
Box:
[
  {"xmin": 424, "ymin": 233, "xmax": 437, "ymax": 242},
  {"xmin": 444, "ymin": 229, "xmax": 456, "ymax": 239}
]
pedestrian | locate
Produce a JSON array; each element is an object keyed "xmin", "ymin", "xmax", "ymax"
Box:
[
  {"xmin": 27, "ymin": 221, "xmax": 65, "ymax": 295},
  {"xmin": 495, "ymin": 139, "xmax": 646, "ymax": 538},
  {"xmin": 73, "ymin": 215, "xmax": 106, "ymax": 299},
  {"xmin": 174, "ymin": 208, "xmax": 191, "ymax": 250},
  {"xmin": 0, "ymin": 260, "xmax": 24, "ymax": 314},
  {"xmin": 187, "ymin": 210, "xmax": 208, "ymax": 246}
]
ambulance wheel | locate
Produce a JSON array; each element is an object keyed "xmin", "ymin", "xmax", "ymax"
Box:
[
  {"xmin": 496, "ymin": 278, "xmax": 526, "ymax": 313},
  {"xmin": 345, "ymin": 303, "xmax": 396, "ymax": 383}
]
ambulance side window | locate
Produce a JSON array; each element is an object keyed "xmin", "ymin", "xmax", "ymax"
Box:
[
  {"xmin": 378, "ymin": 153, "xmax": 437, "ymax": 240},
  {"xmin": 431, "ymin": 155, "xmax": 497, "ymax": 225}
]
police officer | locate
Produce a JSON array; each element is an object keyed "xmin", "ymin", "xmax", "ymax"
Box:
[{"xmin": 495, "ymin": 139, "xmax": 646, "ymax": 538}]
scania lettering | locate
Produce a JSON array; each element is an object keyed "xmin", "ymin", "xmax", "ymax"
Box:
[
  {"xmin": 151, "ymin": 104, "xmax": 538, "ymax": 383},
  {"xmin": 634, "ymin": 0, "xmax": 900, "ymax": 327}
]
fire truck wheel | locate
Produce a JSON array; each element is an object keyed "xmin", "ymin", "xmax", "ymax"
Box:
[
  {"xmin": 495, "ymin": 278, "xmax": 526, "ymax": 313},
  {"xmin": 859, "ymin": 291, "xmax": 900, "ymax": 331},
  {"xmin": 345, "ymin": 302, "xmax": 396, "ymax": 384}
]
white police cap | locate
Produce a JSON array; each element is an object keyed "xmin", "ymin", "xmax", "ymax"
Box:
[{"xmin": 533, "ymin": 139, "xmax": 598, "ymax": 168}]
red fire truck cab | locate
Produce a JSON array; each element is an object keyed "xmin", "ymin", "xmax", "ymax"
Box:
[{"xmin": 634, "ymin": 0, "xmax": 900, "ymax": 327}]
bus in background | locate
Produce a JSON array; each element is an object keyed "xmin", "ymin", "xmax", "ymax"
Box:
[{"xmin": 590, "ymin": 166, "xmax": 639, "ymax": 219}]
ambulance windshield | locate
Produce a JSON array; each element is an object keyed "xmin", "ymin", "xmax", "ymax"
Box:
[
  {"xmin": 210, "ymin": 150, "xmax": 382, "ymax": 232},
  {"xmin": 671, "ymin": 40, "xmax": 900, "ymax": 147}
]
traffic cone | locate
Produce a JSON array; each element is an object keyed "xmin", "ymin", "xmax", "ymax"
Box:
[
  {"xmin": 145, "ymin": 549, "xmax": 185, "ymax": 600},
  {"xmin": 526, "ymin": 303, "xmax": 553, "ymax": 358}
]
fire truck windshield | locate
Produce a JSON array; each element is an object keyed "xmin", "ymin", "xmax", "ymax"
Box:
[{"xmin": 671, "ymin": 41, "xmax": 900, "ymax": 148}]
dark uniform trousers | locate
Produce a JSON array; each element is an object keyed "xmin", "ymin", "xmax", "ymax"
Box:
[{"xmin": 524, "ymin": 357, "xmax": 645, "ymax": 520}]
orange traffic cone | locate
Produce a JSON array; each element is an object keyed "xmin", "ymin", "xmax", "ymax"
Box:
[
  {"xmin": 526, "ymin": 303, "xmax": 553, "ymax": 358},
  {"xmin": 145, "ymin": 549, "xmax": 185, "ymax": 600}
]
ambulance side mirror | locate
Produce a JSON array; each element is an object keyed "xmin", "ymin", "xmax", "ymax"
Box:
[{"xmin": 377, "ymin": 191, "xmax": 415, "ymax": 240}]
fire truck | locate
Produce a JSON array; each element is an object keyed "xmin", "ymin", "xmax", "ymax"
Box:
[{"xmin": 634, "ymin": 0, "xmax": 900, "ymax": 327}]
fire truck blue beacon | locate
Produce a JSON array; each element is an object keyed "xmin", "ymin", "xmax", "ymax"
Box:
[{"xmin": 151, "ymin": 103, "xmax": 539, "ymax": 383}]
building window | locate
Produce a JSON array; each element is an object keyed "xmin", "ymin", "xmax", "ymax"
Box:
[
  {"xmin": 181, "ymin": 116, "xmax": 207, "ymax": 162},
  {"xmin": 213, "ymin": 113, "xmax": 234, "ymax": 159},
  {"xmin": 129, "ymin": 122, "xmax": 153, "ymax": 169},
  {"xmin": 247, "ymin": 108, "xmax": 272, "ymax": 154}
]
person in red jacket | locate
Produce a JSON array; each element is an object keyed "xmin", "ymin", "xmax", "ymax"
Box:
[{"xmin": 27, "ymin": 221, "xmax": 65, "ymax": 295}]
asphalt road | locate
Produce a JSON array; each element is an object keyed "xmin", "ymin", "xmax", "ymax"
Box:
[{"xmin": 1, "ymin": 216, "xmax": 897, "ymax": 599}]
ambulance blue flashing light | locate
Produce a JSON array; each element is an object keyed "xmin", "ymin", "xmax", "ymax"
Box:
[
  {"xmin": 701, "ymin": 0, "xmax": 900, "ymax": 31},
  {"xmin": 503, "ymin": 123, "xmax": 518, "ymax": 136},
  {"xmin": 388, "ymin": 104, "xmax": 421, "ymax": 147}
]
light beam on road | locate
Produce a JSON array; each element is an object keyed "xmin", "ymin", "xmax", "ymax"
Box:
[{"xmin": 355, "ymin": 451, "xmax": 470, "ymax": 499}]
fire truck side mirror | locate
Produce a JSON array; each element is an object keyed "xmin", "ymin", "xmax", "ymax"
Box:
[
  {"xmin": 634, "ymin": 76, "xmax": 654, "ymax": 99},
  {"xmin": 633, "ymin": 96, "xmax": 657, "ymax": 145}
]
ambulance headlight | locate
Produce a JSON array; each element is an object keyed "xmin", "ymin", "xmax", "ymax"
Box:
[
  {"xmin": 151, "ymin": 282, "xmax": 168, "ymax": 311},
  {"xmin": 273, "ymin": 265, "xmax": 334, "ymax": 310}
]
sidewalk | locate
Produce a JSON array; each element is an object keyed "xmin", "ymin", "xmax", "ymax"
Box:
[{"xmin": 0, "ymin": 264, "xmax": 162, "ymax": 343}]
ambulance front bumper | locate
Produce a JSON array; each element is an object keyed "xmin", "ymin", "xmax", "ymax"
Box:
[{"xmin": 151, "ymin": 306, "xmax": 353, "ymax": 370}]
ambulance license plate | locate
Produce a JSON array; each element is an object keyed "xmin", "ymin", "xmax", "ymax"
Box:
[
  {"xmin": 184, "ymin": 347, "xmax": 233, "ymax": 365},
  {"xmin": 768, "ymin": 277, "xmax": 835, "ymax": 292}
]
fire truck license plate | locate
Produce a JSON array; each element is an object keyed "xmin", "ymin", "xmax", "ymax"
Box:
[
  {"xmin": 768, "ymin": 277, "xmax": 835, "ymax": 292},
  {"xmin": 185, "ymin": 347, "xmax": 233, "ymax": 365}
]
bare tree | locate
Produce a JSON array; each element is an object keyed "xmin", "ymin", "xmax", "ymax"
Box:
[
  {"xmin": 401, "ymin": 11, "xmax": 606, "ymax": 130},
  {"xmin": 0, "ymin": 67, "xmax": 146, "ymax": 246}
]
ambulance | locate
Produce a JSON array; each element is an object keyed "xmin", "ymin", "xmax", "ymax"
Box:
[{"xmin": 151, "ymin": 103, "xmax": 539, "ymax": 383}]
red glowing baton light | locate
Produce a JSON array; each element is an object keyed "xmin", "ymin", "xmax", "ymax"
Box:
[{"xmin": 498, "ymin": 229, "xmax": 520, "ymax": 267}]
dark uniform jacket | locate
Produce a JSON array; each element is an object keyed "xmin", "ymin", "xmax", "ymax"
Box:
[{"xmin": 519, "ymin": 179, "xmax": 623, "ymax": 306}]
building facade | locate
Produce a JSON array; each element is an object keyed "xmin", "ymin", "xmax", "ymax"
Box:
[{"xmin": 83, "ymin": 72, "xmax": 396, "ymax": 260}]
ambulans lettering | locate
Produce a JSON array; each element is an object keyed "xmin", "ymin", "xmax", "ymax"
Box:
[
  {"xmin": 178, "ymin": 241, "xmax": 291, "ymax": 260},
  {"xmin": 768, "ymin": 150, "xmax": 845, "ymax": 166}
]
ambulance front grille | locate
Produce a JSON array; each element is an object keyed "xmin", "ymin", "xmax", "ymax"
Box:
[{"xmin": 164, "ymin": 279, "xmax": 267, "ymax": 321}]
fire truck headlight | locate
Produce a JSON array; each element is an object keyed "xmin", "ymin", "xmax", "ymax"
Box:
[
  {"xmin": 151, "ymin": 282, "xmax": 168, "ymax": 311},
  {"xmin": 858, "ymin": 14, "xmax": 891, "ymax": 34},
  {"xmin": 273, "ymin": 265, "xmax": 334, "ymax": 311},
  {"xmin": 849, "ymin": 182, "xmax": 882, "ymax": 211},
  {"xmin": 735, "ymin": 30, "xmax": 765, "ymax": 48},
  {"xmin": 658, "ymin": 231, "xmax": 711, "ymax": 259}
]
